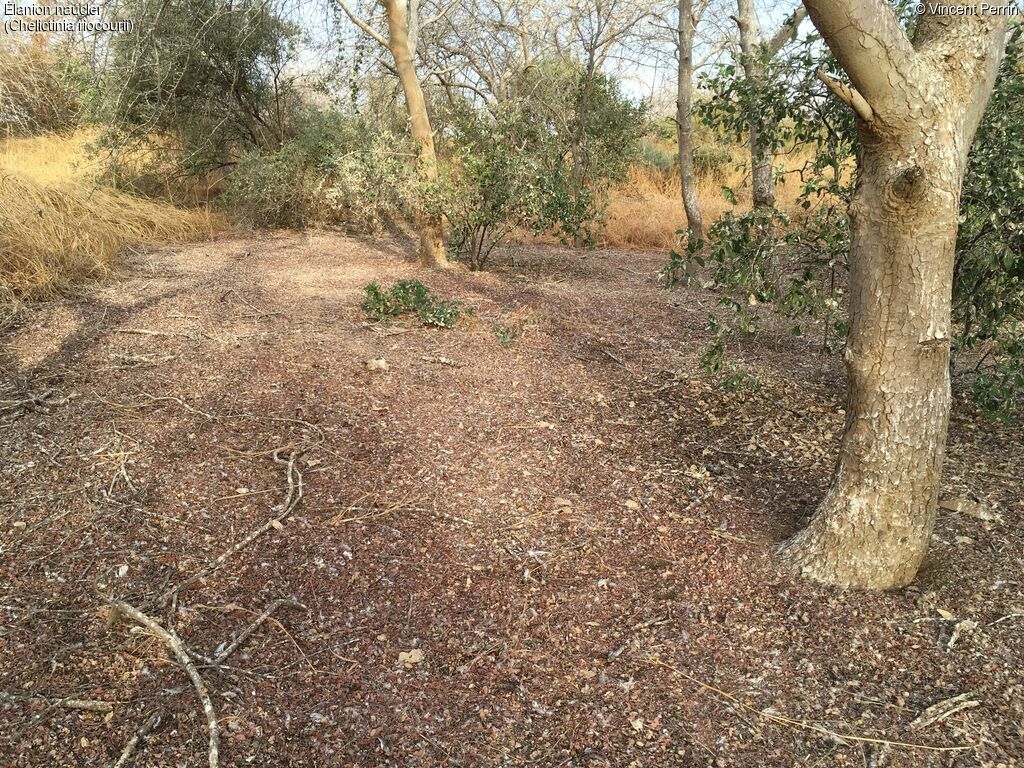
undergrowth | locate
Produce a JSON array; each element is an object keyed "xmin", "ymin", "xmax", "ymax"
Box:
[
  {"xmin": 0, "ymin": 133, "xmax": 218, "ymax": 301},
  {"xmin": 362, "ymin": 280, "xmax": 464, "ymax": 329}
]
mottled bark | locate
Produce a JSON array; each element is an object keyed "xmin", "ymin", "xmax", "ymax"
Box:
[
  {"xmin": 676, "ymin": 0, "xmax": 704, "ymax": 242},
  {"xmin": 781, "ymin": 1, "xmax": 1009, "ymax": 589}
]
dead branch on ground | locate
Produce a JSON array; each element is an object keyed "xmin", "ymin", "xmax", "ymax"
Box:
[
  {"xmin": 103, "ymin": 597, "xmax": 219, "ymax": 768},
  {"xmin": 110, "ymin": 712, "xmax": 161, "ymax": 768},
  {"xmin": 160, "ymin": 449, "xmax": 303, "ymax": 605}
]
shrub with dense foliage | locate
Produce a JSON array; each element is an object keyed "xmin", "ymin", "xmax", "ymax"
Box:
[
  {"xmin": 362, "ymin": 280, "xmax": 464, "ymax": 328},
  {"xmin": 219, "ymin": 111, "xmax": 413, "ymax": 229},
  {"xmin": 439, "ymin": 62, "xmax": 646, "ymax": 267}
]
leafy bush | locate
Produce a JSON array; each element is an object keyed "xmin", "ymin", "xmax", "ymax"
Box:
[
  {"xmin": 693, "ymin": 145, "xmax": 734, "ymax": 180},
  {"xmin": 441, "ymin": 102, "xmax": 547, "ymax": 270},
  {"xmin": 438, "ymin": 66, "xmax": 645, "ymax": 266},
  {"xmin": 509, "ymin": 62, "xmax": 647, "ymax": 247},
  {"xmin": 0, "ymin": 38, "xmax": 90, "ymax": 134},
  {"xmin": 952, "ymin": 27, "xmax": 1024, "ymax": 419},
  {"xmin": 219, "ymin": 113, "xmax": 413, "ymax": 229},
  {"xmin": 971, "ymin": 331, "xmax": 1024, "ymax": 420},
  {"xmin": 98, "ymin": 0, "xmax": 303, "ymax": 180},
  {"xmin": 637, "ymin": 140, "xmax": 676, "ymax": 174},
  {"xmin": 361, "ymin": 280, "xmax": 463, "ymax": 328}
]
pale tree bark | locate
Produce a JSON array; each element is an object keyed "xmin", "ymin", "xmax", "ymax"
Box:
[
  {"xmin": 676, "ymin": 0, "xmax": 704, "ymax": 242},
  {"xmin": 780, "ymin": 0, "xmax": 1009, "ymax": 589},
  {"xmin": 734, "ymin": 0, "xmax": 806, "ymax": 209},
  {"xmin": 336, "ymin": 0, "xmax": 448, "ymax": 268}
]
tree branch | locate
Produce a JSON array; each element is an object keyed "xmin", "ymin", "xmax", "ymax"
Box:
[
  {"xmin": 766, "ymin": 5, "xmax": 807, "ymax": 54},
  {"xmin": 802, "ymin": 0, "xmax": 917, "ymax": 120},
  {"xmin": 817, "ymin": 68, "xmax": 874, "ymax": 122},
  {"xmin": 334, "ymin": 0, "xmax": 390, "ymax": 49}
]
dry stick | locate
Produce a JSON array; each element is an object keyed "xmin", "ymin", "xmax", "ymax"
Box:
[
  {"xmin": 108, "ymin": 598, "xmax": 306, "ymax": 766},
  {"xmin": 111, "ymin": 712, "xmax": 161, "ymax": 768},
  {"xmin": 160, "ymin": 449, "xmax": 303, "ymax": 606},
  {"xmin": 0, "ymin": 691, "xmax": 114, "ymax": 713},
  {"xmin": 211, "ymin": 598, "xmax": 308, "ymax": 665},
  {"xmin": 0, "ymin": 389, "xmax": 53, "ymax": 414},
  {"xmin": 647, "ymin": 658, "xmax": 972, "ymax": 753},
  {"xmin": 114, "ymin": 328, "xmax": 196, "ymax": 339},
  {"xmin": 106, "ymin": 599, "xmax": 219, "ymax": 768},
  {"xmin": 910, "ymin": 693, "xmax": 980, "ymax": 729}
]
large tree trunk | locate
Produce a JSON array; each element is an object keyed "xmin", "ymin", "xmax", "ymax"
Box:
[
  {"xmin": 780, "ymin": 1, "xmax": 1008, "ymax": 589},
  {"xmin": 676, "ymin": 0, "xmax": 704, "ymax": 242},
  {"xmin": 383, "ymin": 0, "xmax": 447, "ymax": 268}
]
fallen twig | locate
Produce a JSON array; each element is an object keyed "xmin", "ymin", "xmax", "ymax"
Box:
[
  {"xmin": 647, "ymin": 657, "xmax": 972, "ymax": 753},
  {"xmin": 0, "ymin": 690, "xmax": 114, "ymax": 713},
  {"xmin": 911, "ymin": 693, "xmax": 980, "ymax": 729},
  {"xmin": 211, "ymin": 598, "xmax": 308, "ymax": 664},
  {"xmin": 114, "ymin": 328, "xmax": 196, "ymax": 339},
  {"xmin": 93, "ymin": 391, "xmax": 213, "ymax": 420},
  {"xmin": 110, "ymin": 712, "xmax": 161, "ymax": 768},
  {"xmin": 104, "ymin": 598, "xmax": 219, "ymax": 768},
  {"xmin": 327, "ymin": 498, "xmax": 428, "ymax": 526},
  {"xmin": 160, "ymin": 449, "xmax": 303, "ymax": 605},
  {"xmin": 421, "ymin": 356, "xmax": 462, "ymax": 367},
  {"xmin": 0, "ymin": 389, "xmax": 54, "ymax": 414}
]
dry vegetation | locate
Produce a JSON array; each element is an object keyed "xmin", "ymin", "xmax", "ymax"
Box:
[
  {"xmin": 601, "ymin": 150, "xmax": 812, "ymax": 250},
  {"xmin": 0, "ymin": 133, "xmax": 218, "ymax": 301},
  {"xmin": 0, "ymin": 130, "xmax": 800, "ymax": 300}
]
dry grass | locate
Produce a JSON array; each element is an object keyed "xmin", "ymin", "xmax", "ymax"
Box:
[
  {"xmin": 600, "ymin": 149, "xmax": 812, "ymax": 250},
  {"xmin": 0, "ymin": 132, "xmax": 219, "ymax": 300}
]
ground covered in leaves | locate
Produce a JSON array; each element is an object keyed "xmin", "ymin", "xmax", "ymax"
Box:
[{"xmin": 1, "ymin": 233, "xmax": 1021, "ymax": 767}]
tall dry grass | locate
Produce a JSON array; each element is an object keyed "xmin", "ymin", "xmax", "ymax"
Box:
[
  {"xmin": 600, "ymin": 149, "xmax": 812, "ymax": 250},
  {"xmin": 0, "ymin": 132, "xmax": 219, "ymax": 300}
]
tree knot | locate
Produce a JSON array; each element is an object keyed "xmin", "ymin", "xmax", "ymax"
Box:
[{"xmin": 888, "ymin": 165, "xmax": 927, "ymax": 202}]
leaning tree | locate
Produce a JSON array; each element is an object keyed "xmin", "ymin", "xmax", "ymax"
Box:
[
  {"xmin": 780, "ymin": 0, "xmax": 1012, "ymax": 588},
  {"xmin": 335, "ymin": 0, "xmax": 449, "ymax": 268}
]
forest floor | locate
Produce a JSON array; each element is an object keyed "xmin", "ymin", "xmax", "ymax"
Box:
[{"xmin": 1, "ymin": 232, "xmax": 1022, "ymax": 768}]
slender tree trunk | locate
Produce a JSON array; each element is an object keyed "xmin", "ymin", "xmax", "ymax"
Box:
[
  {"xmin": 734, "ymin": 2, "xmax": 807, "ymax": 211},
  {"xmin": 676, "ymin": 0, "xmax": 704, "ymax": 242},
  {"xmin": 735, "ymin": 0, "xmax": 775, "ymax": 209},
  {"xmin": 569, "ymin": 56, "xmax": 598, "ymax": 249},
  {"xmin": 780, "ymin": 1, "xmax": 1008, "ymax": 589},
  {"xmin": 383, "ymin": 0, "xmax": 447, "ymax": 268}
]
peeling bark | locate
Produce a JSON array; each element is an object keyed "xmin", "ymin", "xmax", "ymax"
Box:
[{"xmin": 780, "ymin": 1, "xmax": 1009, "ymax": 589}]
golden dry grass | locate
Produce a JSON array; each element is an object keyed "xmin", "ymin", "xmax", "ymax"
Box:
[
  {"xmin": 600, "ymin": 149, "xmax": 812, "ymax": 250},
  {"xmin": 0, "ymin": 132, "xmax": 219, "ymax": 300}
]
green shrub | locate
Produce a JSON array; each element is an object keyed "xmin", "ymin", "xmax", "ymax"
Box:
[
  {"xmin": 361, "ymin": 280, "xmax": 463, "ymax": 329},
  {"xmin": 218, "ymin": 113, "xmax": 413, "ymax": 229},
  {"xmin": 637, "ymin": 140, "xmax": 676, "ymax": 174},
  {"xmin": 693, "ymin": 145, "xmax": 734, "ymax": 180},
  {"xmin": 440, "ymin": 101, "xmax": 546, "ymax": 270},
  {"xmin": 218, "ymin": 142, "xmax": 316, "ymax": 227}
]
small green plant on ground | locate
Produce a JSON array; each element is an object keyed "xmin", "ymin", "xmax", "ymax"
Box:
[
  {"xmin": 362, "ymin": 280, "xmax": 464, "ymax": 329},
  {"xmin": 492, "ymin": 311, "xmax": 543, "ymax": 347},
  {"xmin": 493, "ymin": 322, "xmax": 521, "ymax": 347}
]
